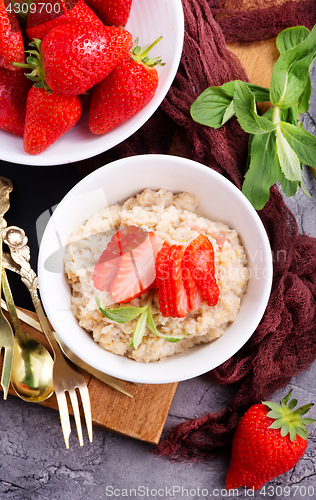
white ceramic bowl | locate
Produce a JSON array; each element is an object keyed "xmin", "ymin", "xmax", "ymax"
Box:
[
  {"xmin": 0, "ymin": 0, "xmax": 184, "ymax": 166},
  {"xmin": 38, "ymin": 154, "xmax": 273, "ymax": 384}
]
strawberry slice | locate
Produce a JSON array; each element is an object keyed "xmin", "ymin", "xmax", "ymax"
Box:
[
  {"xmin": 181, "ymin": 251, "xmax": 204, "ymax": 311},
  {"xmin": 92, "ymin": 226, "xmax": 148, "ymax": 291},
  {"xmin": 168, "ymin": 245, "xmax": 190, "ymax": 318},
  {"xmin": 110, "ymin": 231, "xmax": 163, "ymax": 303},
  {"xmin": 155, "ymin": 241, "xmax": 171, "ymax": 317},
  {"xmin": 156, "ymin": 242, "xmax": 190, "ymax": 318},
  {"xmin": 183, "ymin": 234, "xmax": 219, "ymax": 307}
]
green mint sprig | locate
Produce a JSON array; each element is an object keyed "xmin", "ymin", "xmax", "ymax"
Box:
[
  {"xmin": 190, "ymin": 25, "xmax": 316, "ymax": 210},
  {"xmin": 95, "ymin": 297, "xmax": 188, "ymax": 350}
]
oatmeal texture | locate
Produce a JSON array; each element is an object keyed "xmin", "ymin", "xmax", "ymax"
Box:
[{"xmin": 64, "ymin": 189, "xmax": 250, "ymax": 362}]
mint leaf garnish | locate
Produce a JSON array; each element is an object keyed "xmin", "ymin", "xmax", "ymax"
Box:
[
  {"xmin": 96, "ymin": 297, "xmax": 188, "ymax": 350},
  {"xmin": 129, "ymin": 310, "xmax": 148, "ymax": 349},
  {"xmin": 95, "ymin": 296, "xmax": 147, "ymax": 323},
  {"xmin": 146, "ymin": 306, "xmax": 187, "ymax": 343}
]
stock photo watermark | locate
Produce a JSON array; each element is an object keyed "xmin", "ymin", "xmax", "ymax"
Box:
[{"xmin": 103, "ymin": 484, "xmax": 315, "ymax": 498}]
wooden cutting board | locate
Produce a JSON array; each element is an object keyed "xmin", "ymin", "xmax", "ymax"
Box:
[{"xmin": 0, "ymin": 36, "xmax": 278, "ymax": 444}]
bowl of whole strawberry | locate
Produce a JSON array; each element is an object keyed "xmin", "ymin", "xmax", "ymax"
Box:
[
  {"xmin": 38, "ymin": 154, "xmax": 273, "ymax": 384},
  {"xmin": 0, "ymin": 0, "xmax": 184, "ymax": 165}
]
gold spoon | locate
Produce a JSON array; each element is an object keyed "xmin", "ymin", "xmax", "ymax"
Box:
[
  {"xmin": 0, "ymin": 180, "xmax": 54, "ymax": 403},
  {"xmin": 2, "ymin": 269, "xmax": 54, "ymax": 402}
]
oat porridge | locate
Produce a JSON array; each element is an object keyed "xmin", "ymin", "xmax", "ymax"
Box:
[{"xmin": 64, "ymin": 189, "xmax": 250, "ymax": 362}]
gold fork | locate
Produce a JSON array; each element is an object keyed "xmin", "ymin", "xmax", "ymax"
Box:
[
  {"xmin": 0, "ymin": 177, "xmax": 14, "ymax": 399},
  {"xmin": 3, "ymin": 225, "xmax": 93, "ymax": 448}
]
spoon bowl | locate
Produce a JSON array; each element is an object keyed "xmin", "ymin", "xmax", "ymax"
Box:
[
  {"xmin": 11, "ymin": 333, "xmax": 54, "ymax": 402},
  {"xmin": 1, "ymin": 269, "xmax": 55, "ymax": 402}
]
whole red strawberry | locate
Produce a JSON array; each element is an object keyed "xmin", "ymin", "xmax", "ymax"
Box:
[
  {"xmin": 89, "ymin": 36, "xmax": 164, "ymax": 135},
  {"xmin": 0, "ymin": 68, "xmax": 32, "ymax": 136},
  {"xmin": 26, "ymin": 0, "xmax": 105, "ymax": 41},
  {"xmin": 41, "ymin": 23, "xmax": 133, "ymax": 95},
  {"xmin": 15, "ymin": 24, "xmax": 133, "ymax": 95},
  {"xmin": 84, "ymin": 0, "xmax": 132, "ymax": 27},
  {"xmin": 226, "ymin": 390, "xmax": 315, "ymax": 491},
  {"xmin": 0, "ymin": 0, "xmax": 25, "ymax": 70},
  {"xmin": 23, "ymin": 86, "xmax": 82, "ymax": 154}
]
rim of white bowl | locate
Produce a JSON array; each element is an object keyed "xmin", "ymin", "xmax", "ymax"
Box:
[{"xmin": 38, "ymin": 154, "xmax": 273, "ymax": 383}]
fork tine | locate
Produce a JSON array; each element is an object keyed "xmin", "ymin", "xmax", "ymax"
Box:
[
  {"xmin": 56, "ymin": 390, "xmax": 72, "ymax": 449},
  {"xmin": 68, "ymin": 388, "xmax": 84, "ymax": 447},
  {"xmin": 1, "ymin": 343, "xmax": 13, "ymax": 400},
  {"xmin": 79, "ymin": 384, "xmax": 93, "ymax": 443}
]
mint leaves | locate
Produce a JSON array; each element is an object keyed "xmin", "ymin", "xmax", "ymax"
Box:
[
  {"xmin": 190, "ymin": 25, "xmax": 316, "ymax": 210},
  {"xmin": 95, "ymin": 297, "xmax": 187, "ymax": 350}
]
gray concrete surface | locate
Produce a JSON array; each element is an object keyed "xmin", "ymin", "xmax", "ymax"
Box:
[{"xmin": 1, "ymin": 59, "xmax": 316, "ymax": 500}]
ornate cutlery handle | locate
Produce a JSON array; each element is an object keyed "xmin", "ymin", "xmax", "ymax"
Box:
[
  {"xmin": 0, "ymin": 177, "xmax": 13, "ymax": 231},
  {"xmin": 2, "ymin": 226, "xmax": 59, "ymax": 356}
]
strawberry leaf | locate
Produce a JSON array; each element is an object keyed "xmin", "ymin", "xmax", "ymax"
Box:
[
  {"xmin": 264, "ymin": 391, "xmax": 315, "ymax": 442},
  {"xmin": 295, "ymin": 426, "xmax": 308, "ymax": 440},
  {"xmin": 288, "ymin": 398, "xmax": 298, "ymax": 409},
  {"xmin": 294, "ymin": 403, "xmax": 314, "ymax": 415}
]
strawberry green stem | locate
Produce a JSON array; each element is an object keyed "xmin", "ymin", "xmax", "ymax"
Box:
[
  {"xmin": 130, "ymin": 36, "xmax": 165, "ymax": 67},
  {"xmin": 263, "ymin": 390, "xmax": 315, "ymax": 442},
  {"xmin": 12, "ymin": 39, "xmax": 51, "ymax": 92}
]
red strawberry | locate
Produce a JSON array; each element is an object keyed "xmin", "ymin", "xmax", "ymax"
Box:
[
  {"xmin": 226, "ymin": 391, "xmax": 315, "ymax": 491},
  {"xmin": 42, "ymin": 23, "xmax": 133, "ymax": 95},
  {"xmin": 168, "ymin": 245, "xmax": 190, "ymax": 318},
  {"xmin": 84, "ymin": 0, "xmax": 132, "ymax": 27},
  {"xmin": 110, "ymin": 231, "xmax": 163, "ymax": 303},
  {"xmin": 93, "ymin": 225, "xmax": 149, "ymax": 291},
  {"xmin": 155, "ymin": 241, "xmax": 171, "ymax": 317},
  {"xmin": 156, "ymin": 242, "xmax": 190, "ymax": 318},
  {"xmin": 26, "ymin": 0, "xmax": 105, "ymax": 41},
  {"xmin": 183, "ymin": 234, "xmax": 219, "ymax": 307},
  {"xmin": 181, "ymin": 252, "xmax": 204, "ymax": 311},
  {"xmin": 0, "ymin": 68, "xmax": 32, "ymax": 136},
  {"xmin": 23, "ymin": 86, "xmax": 81, "ymax": 154},
  {"xmin": 89, "ymin": 36, "xmax": 164, "ymax": 135},
  {"xmin": 0, "ymin": 0, "xmax": 25, "ymax": 70},
  {"xmin": 16, "ymin": 24, "xmax": 133, "ymax": 95}
]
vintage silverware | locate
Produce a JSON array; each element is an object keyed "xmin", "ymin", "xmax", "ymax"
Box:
[
  {"xmin": 0, "ymin": 177, "xmax": 14, "ymax": 399},
  {"xmin": 3, "ymin": 225, "xmax": 93, "ymax": 448},
  {"xmin": 0, "ymin": 289, "xmax": 133, "ymax": 398}
]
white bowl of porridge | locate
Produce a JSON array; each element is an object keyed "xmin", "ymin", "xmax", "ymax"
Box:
[{"xmin": 38, "ymin": 154, "xmax": 273, "ymax": 384}]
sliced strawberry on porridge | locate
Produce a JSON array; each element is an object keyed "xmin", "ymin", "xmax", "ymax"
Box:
[
  {"xmin": 184, "ymin": 234, "xmax": 219, "ymax": 307},
  {"xmin": 168, "ymin": 244, "xmax": 190, "ymax": 318},
  {"xmin": 181, "ymin": 253, "xmax": 204, "ymax": 311},
  {"xmin": 155, "ymin": 241, "xmax": 172, "ymax": 317},
  {"xmin": 105, "ymin": 229, "xmax": 162, "ymax": 303},
  {"xmin": 93, "ymin": 225, "xmax": 150, "ymax": 291}
]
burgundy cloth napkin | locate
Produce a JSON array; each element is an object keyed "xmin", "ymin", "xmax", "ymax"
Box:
[{"xmin": 77, "ymin": 0, "xmax": 316, "ymax": 461}]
